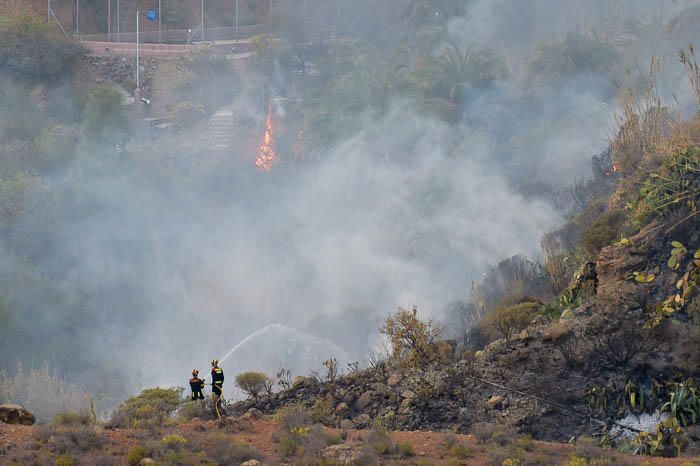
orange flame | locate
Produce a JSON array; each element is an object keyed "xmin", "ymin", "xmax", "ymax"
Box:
[
  {"xmin": 256, "ymin": 106, "xmax": 277, "ymax": 171},
  {"xmin": 606, "ymin": 163, "xmax": 621, "ymax": 177}
]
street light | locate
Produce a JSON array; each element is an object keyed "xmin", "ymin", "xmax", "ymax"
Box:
[
  {"xmin": 117, "ymin": 0, "xmax": 120, "ymax": 42},
  {"xmin": 201, "ymin": 0, "xmax": 205, "ymax": 44},
  {"xmin": 136, "ymin": 10, "xmax": 140, "ymax": 89}
]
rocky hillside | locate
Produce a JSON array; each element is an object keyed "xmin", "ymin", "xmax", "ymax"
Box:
[{"xmin": 231, "ymin": 206, "xmax": 700, "ymax": 456}]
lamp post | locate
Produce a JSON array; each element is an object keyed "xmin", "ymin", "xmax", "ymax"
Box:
[
  {"xmin": 235, "ymin": 0, "xmax": 238, "ymax": 43},
  {"xmin": 75, "ymin": 0, "xmax": 79, "ymax": 38},
  {"xmin": 136, "ymin": 10, "xmax": 140, "ymax": 89},
  {"xmin": 107, "ymin": 0, "xmax": 111, "ymax": 40},
  {"xmin": 116, "ymin": 0, "xmax": 120, "ymax": 42},
  {"xmin": 201, "ymin": 0, "xmax": 205, "ymax": 44},
  {"xmin": 158, "ymin": 0, "xmax": 162, "ymax": 44}
]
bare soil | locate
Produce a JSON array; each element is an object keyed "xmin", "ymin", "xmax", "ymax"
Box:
[{"xmin": 1, "ymin": 419, "xmax": 696, "ymax": 465}]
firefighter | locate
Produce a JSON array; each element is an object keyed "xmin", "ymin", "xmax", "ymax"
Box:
[
  {"xmin": 211, "ymin": 359, "xmax": 224, "ymax": 398},
  {"xmin": 210, "ymin": 359, "xmax": 225, "ymax": 418},
  {"xmin": 189, "ymin": 369, "xmax": 204, "ymax": 401}
]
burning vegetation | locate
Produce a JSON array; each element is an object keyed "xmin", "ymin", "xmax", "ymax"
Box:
[{"xmin": 255, "ymin": 106, "xmax": 277, "ymax": 171}]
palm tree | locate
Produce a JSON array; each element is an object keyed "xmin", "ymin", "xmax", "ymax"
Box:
[
  {"xmin": 666, "ymin": 5, "xmax": 700, "ymax": 45},
  {"xmin": 615, "ymin": 13, "xmax": 670, "ymax": 60},
  {"xmin": 409, "ymin": 42, "xmax": 508, "ymax": 122},
  {"xmin": 301, "ymin": 42, "xmax": 411, "ymax": 156},
  {"xmin": 528, "ymin": 31, "xmax": 621, "ymax": 85}
]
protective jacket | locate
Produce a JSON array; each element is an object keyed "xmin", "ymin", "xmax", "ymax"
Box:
[
  {"xmin": 211, "ymin": 367, "xmax": 224, "ymax": 396},
  {"xmin": 189, "ymin": 377, "xmax": 205, "ymax": 400}
]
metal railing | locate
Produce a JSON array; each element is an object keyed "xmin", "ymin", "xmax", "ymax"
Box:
[{"xmin": 79, "ymin": 24, "xmax": 268, "ymax": 44}]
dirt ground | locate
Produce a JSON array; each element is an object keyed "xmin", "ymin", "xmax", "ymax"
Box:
[{"xmin": 1, "ymin": 419, "xmax": 698, "ymax": 465}]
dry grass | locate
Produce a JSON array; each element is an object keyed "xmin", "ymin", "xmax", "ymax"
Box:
[
  {"xmin": 541, "ymin": 231, "xmax": 574, "ymax": 295},
  {"xmin": 0, "ymin": 362, "xmax": 92, "ymax": 422},
  {"xmin": 611, "ymin": 59, "xmax": 681, "ymax": 176},
  {"xmin": 680, "ymin": 44, "xmax": 700, "ymax": 107}
]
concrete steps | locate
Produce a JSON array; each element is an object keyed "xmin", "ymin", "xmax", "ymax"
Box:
[{"xmin": 207, "ymin": 110, "xmax": 239, "ymax": 149}]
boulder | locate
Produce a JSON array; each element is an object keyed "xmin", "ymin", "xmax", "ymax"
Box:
[
  {"xmin": 335, "ymin": 402, "xmax": 350, "ymax": 416},
  {"xmin": 140, "ymin": 459, "xmax": 155, "ymax": 465},
  {"xmin": 387, "ymin": 373, "xmax": 401, "ymax": 386},
  {"xmin": 0, "ymin": 404, "xmax": 35, "ymax": 426},
  {"xmin": 321, "ymin": 444, "xmax": 362, "ymax": 465},
  {"xmin": 242, "ymin": 408, "xmax": 263, "ymax": 420},
  {"xmin": 355, "ymin": 391, "xmax": 373, "ymax": 411},
  {"xmin": 542, "ymin": 321, "xmax": 572, "ymax": 341},
  {"xmin": 353, "ymin": 413, "xmax": 371, "ymax": 428},
  {"xmin": 339, "ymin": 419, "xmax": 355, "ymax": 430},
  {"xmin": 486, "ymin": 395, "xmax": 505, "ymax": 410},
  {"xmin": 292, "ymin": 376, "xmax": 310, "ymax": 389},
  {"xmin": 241, "ymin": 460, "xmax": 262, "ymax": 466}
]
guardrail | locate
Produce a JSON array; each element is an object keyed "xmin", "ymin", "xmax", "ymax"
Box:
[
  {"xmin": 79, "ymin": 24, "xmax": 268, "ymax": 44},
  {"xmin": 83, "ymin": 41, "xmax": 197, "ymax": 56}
]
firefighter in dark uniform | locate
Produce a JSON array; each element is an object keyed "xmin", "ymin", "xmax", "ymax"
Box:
[
  {"xmin": 210, "ymin": 359, "xmax": 225, "ymax": 417},
  {"xmin": 211, "ymin": 359, "xmax": 224, "ymax": 397},
  {"xmin": 189, "ymin": 369, "xmax": 205, "ymax": 400}
]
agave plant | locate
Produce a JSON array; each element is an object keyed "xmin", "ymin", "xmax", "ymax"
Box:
[{"xmin": 660, "ymin": 381, "xmax": 700, "ymax": 427}]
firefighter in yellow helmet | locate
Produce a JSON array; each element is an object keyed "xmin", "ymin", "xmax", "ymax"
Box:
[
  {"xmin": 210, "ymin": 359, "xmax": 225, "ymax": 417},
  {"xmin": 210, "ymin": 359, "xmax": 224, "ymax": 398},
  {"xmin": 189, "ymin": 369, "xmax": 204, "ymax": 400}
]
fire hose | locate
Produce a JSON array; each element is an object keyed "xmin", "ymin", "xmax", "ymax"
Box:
[{"xmin": 201, "ymin": 382, "xmax": 223, "ymax": 420}]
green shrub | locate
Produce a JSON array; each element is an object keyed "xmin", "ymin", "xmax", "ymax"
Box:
[
  {"xmin": 35, "ymin": 125, "xmax": 80, "ymax": 169},
  {"xmin": 54, "ymin": 454, "xmax": 76, "ymax": 466},
  {"xmin": 275, "ymin": 404, "xmax": 311, "ymax": 433},
  {"xmin": 177, "ymin": 52, "xmax": 241, "ymax": 112},
  {"xmin": 582, "ymin": 209, "xmax": 626, "ymax": 255},
  {"xmin": 82, "ymin": 85, "xmax": 129, "ymax": 143},
  {"xmin": 539, "ymin": 300, "xmax": 563, "ymax": 319},
  {"xmin": 46, "ymin": 427, "xmax": 105, "ymax": 454},
  {"xmin": 481, "ymin": 302, "xmax": 540, "ymax": 342},
  {"xmin": 126, "ymin": 446, "xmax": 147, "ymax": 465},
  {"xmin": 235, "ymin": 372, "xmax": 270, "ymax": 402},
  {"xmin": 108, "ymin": 387, "xmax": 183, "ymax": 428},
  {"xmin": 0, "ymin": 14, "xmax": 84, "ymax": 83},
  {"xmin": 162, "ymin": 434, "xmax": 187, "ymax": 449},
  {"xmin": 277, "ymin": 432, "xmax": 301, "ymax": 458},
  {"xmin": 208, "ymin": 435, "xmax": 263, "ymax": 464},
  {"xmin": 398, "ymin": 442, "xmax": 414, "ymax": 457},
  {"xmin": 272, "ymin": 404, "xmax": 312, "ymax": 459},
  {"xmin": 51, "ymin": 411, "xmax": 94, "ymax": 427},
  {"xmin": 380, "ymin": 306, "xmax": 442, "ymax": 367},
  {"xmin": 633, "ymin": 146, "xmax": 699, "ymax": 225},
  {"xmin": 310, "ymin": 396, "xmax": 334, "ymax": 424},
  {"xmin": 516, "ymin": 434, "xmax": 534, "ymax": 452},
  {"xmin": 178, "ymin": 399, "xmax": 215, "ymax": 421},
  {"xmin": 169, "ymin": 101, "xmax": 205, "ymax": 130},
  {"xmin": 449, "ymin": 442, "xmax": 472, "ymax": 459},
  {"xmin": 0, "ymin": 78, "xmax": 47, "ymax": 141},
  {"xmin": 367, "ymin": 422, "xmax": 395, "ymax": 456}
]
